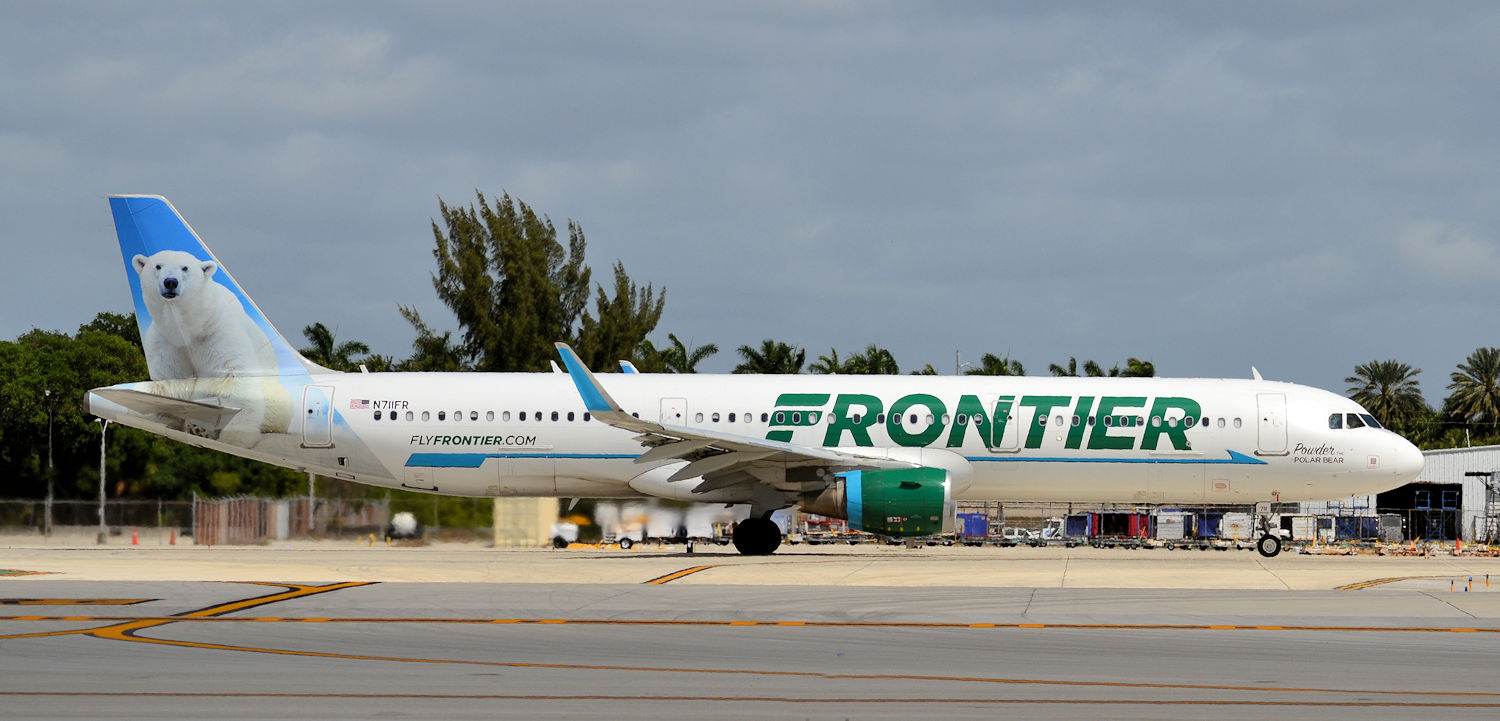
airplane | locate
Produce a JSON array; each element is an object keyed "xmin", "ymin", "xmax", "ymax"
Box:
[{"xmin": 89, "ymin": 195, "xmax": 1425, "ymax": 557}]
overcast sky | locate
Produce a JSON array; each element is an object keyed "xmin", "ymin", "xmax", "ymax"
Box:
[{"xmin": 4, "ymin": 1, "xmax": 1498, "ymax": 396}]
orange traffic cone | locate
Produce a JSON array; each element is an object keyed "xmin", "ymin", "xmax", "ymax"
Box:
[
  {"xmin": 131, "ymin": 528, "xmax": 139, "ymax": 545},
  {"xmin": 169, "ymin": 528, "xmax": 176, "ymax": 545}
]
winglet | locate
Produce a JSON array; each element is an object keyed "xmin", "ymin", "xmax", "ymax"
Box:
[
  {"xmin": 554, "ymin": 343, "xmax": 624, "ymax": 414},
  {"xmin": 619, "ymin": 360, "xmax": 639, "ymax": 374}
]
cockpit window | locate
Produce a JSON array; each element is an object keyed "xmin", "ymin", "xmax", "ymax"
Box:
[
  {"xmin": 1345, "ymin": 413, "xmax": 1365, "ymax": 429},
  {"xmin": 1328, "ymin": 413, "xmax": 1343, "ymax": 429},
  {"xmin": 1360, "ymin": 413, "xmax": 1382, "ymax": 429}
]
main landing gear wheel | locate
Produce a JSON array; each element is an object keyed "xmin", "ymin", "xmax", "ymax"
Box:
[
  {"xmin": 1256, "ymin": 534, "xmax": 1282, "ymax": 558},
  {"xmin": 732, "ymin": 517, "xmax": 782, "ymax": 556}
]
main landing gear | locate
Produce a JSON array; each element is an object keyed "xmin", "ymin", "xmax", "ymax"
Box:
[{"xmin": 732, "ymin": 516, "xmax": 782, "ymax": 556}]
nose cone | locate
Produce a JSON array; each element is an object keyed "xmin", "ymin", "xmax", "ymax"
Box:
[{"xmin": 1393, "ymin": 437, "xmax": 1424, "ymax": 483}]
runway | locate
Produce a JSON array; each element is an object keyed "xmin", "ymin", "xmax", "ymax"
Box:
[{"xmin": 4, "ymin": 546, "xmax": 1500, "ymax": 719}]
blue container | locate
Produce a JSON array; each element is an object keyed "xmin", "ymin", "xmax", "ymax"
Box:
[
  {"xmin": 1065, "ymin": 514, "xmax": 1091, "ymax": 538},
  {"xmin": 957, "ymin": 513, "xmax": 989, "ymax": 537}
]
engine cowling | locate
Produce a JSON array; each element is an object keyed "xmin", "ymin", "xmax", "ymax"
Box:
[{"xmin": 799, "ymin": 467, "xmax": 955, "ymax": 537}]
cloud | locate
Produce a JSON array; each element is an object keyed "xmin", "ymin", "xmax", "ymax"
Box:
[{"xmin": 1396, "ymin": 221, "xmax": 1500, "ymax": 284}]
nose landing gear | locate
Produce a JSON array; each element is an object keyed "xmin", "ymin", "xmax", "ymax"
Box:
[{"xmin": 1256, "ymin": 511, "xmax": 1282, "ymax": 558}]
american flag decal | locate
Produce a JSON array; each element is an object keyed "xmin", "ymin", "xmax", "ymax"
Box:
[{"xmin": 349, "ymin": 399, "xmax": 369, "ymax": 410}]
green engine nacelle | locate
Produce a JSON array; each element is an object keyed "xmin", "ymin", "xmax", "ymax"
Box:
[{"xmin": 800, "ymin": 467, "xmax": 956, "ymax": 537}]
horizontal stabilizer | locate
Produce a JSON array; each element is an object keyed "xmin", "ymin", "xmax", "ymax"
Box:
[{"xmin": 90, "ymin": 387, "xmax": 242, "ymax": 432}]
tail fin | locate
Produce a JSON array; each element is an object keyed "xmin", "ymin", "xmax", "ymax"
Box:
[{"xmin": 109, "ymin": 195, "xmax": 318, "ymax": 379}]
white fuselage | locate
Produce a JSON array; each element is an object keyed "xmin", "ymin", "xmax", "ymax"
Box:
[{"xmin": 99, "ymin": 371, "xmax": 1422, "ymax": 507}]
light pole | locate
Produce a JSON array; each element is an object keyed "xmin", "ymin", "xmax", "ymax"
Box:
[
  {"xmin": 96, "ymin": 418, "xmax": 110, "ymax": 545},
  {"xmin": 43, "ymin": 389, "xmax": 54, "ymax": 537}
]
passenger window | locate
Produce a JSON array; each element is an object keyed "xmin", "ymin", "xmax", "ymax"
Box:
[
  {"xmin": 390, "ymin": 413, "xmax": 398, "ymax": 422},
  {"xmin": 469, "ymin": 411, "xmax": 478, "ymax": 421},
  {"xmin": 1103, "ymin": 415, "xmax": 1113, "ymax": 427},
  {"xmin": 761, "ymin": 413, "xmax": 769, "ymax": 423},
  {"xmin": 728, "ymin": 413, "xmax": 736, "ymax": 423},
  {"xmin": 956, "ymin": 414, "xmax": 967, "ymax": 426},
  {"xmin": 567, "ymin": 412, "xmax": 575, "ymax": 421},
  {"xmin": 853, "ymin": 414, "xmax": 863, "ymax": 424},
  {"xmin": 1329, "ymin": 413, "xmax": 1343, "ymax": 429},
  {"xmin": 503, "ymin": 411, "xmax": 511, "ymax": 422},
  {"xmin": 792, "ymin": 412, "xmax": 802, "ymax": 424},
  {"xmin": 421, "ymin": 411, "xmax": 430, "ymax": 422},
  {"xmin": 942, "ymin": 414, "xmax": 951, "ymax": 425},
  {"xmin": 1233, "ymin": 418, "xmax": 1242, "ymax": 428},
  {"xmin": 1070, "ymin": 415, "xmax": 1081, "ymax": 427},
  {"xmin": 551, "ymin": 411, "xmax": 559, "ymax": 422},
  {"xmin": 1151, "ymin": 416, "xmax": 1162, "ymax": 427},
  {"xmin": 1216, "ymin": 418, "xmax": 1225, "ymax": 428},
  {"xmin": 1184, "ymin": 417, "xmax": 1195, "ymax": 427},
  {"xmin": 893, "ymin": 414, "xmax": 903, "ymax": 425},
  {"xmin": 438, "ymin": 411, "xmax": 446, "ymax": 421},
  {"xmin": 695, "ymin": 412, "xmax": 704, "ymax": 423},
  {"xmin": 1054, "ymin": 415, "xmax": 1064, "ymax": 427},
  {"xmin": 744, "ymin": 413, "xmax": 751, "ymax": 424},
  {"xmin": 484, "ymin": 411, "xmax": 493, "ymax": 422},
  {"xmin": 1346, "ymin": 413, "xmax": 1365, "ymax": 429},
  {"xmin": 583, "ymin": 413, "xmax": 591, "ymax": 421},
  {"xmin": 453, "ymin": 411, "xmax": 462, "ymax": 422},
  {"xmin": 775, "ymin": 412, "xmax": 785, "ymax": 424},
  {"xmin": 1037, "ymin": 415, "xmax": 1047, "ymax": 426},
  {"xmin": 519, "ymin": 411, "xmax": 527, "ymax": 421},
  {"xmin": 535, "ymin": 411, "xmax": 542, "ymax": 421},
  {"xmin": 405, "ymin": 411, "xmax": 414, "ymax": 421},
  {"xmin": 877, "ymin": 414, "xmax": 886, "ymax": 424},
  {"xmin": 374, "ymin": 410, "xmax": 382, "ymax": 420}
]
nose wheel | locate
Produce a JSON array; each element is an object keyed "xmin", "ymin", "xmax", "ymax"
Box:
[{"xmin": 1256, "ymin": 534, "xmax": 1282, "ymax": 558}]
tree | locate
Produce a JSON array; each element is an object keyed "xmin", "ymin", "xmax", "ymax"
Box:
[
  {"xmin": 734, "ymin": 340, "xmax": 805, "ymax": 374},
  {"xmin": 844, "ymin": 344, "xmax": 900, "ymax": 375},
  {"xmin": 1447, "ymin": 347, "xmax": 1500, "ymax": 428},
  {"xmin": 1345, "ymin": 360, "xmax": 1426, "ymax": 430},
  {"xmin": 809, "ymin": 348, "xmax": 845, "ymax": 375},
  {"xmin": 909, "ymin": 364, "xmax": 939, "ymax": 375},
  {"xmin": 575, "ymin": 261, "xmax": 666, "ymax": 370},
  {"xmin": 1119, "ymin": 358, "xmax": 1155, "ymax": 377},
  {"xmin": 965, "ymin": 353, "xmax": 1025, "ymax": 376},
  {"xmin": 299, "ymin": 322, "xmax": 370, "ymax": 372},
  {"xmin": 396, "ymin": 307, "xmax": 467, "ymax": 372},
  {"xmin": 660, "ymin": 333, "xmax": 717, "ymax": 374},
  {"xmin": 405, "ymin": 191, "xmax": 592, "ymax": 372}
]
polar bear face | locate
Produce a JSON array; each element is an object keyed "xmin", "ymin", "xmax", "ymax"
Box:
[{"xmin": 133, "ymin": 250, "xmax": 218, "ymax": 302}]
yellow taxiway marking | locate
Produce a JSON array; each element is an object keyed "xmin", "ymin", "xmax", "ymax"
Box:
[
  {"xmin": 2, "ymin": 580, "xmax": 1498, "ymax": 703},
  {"xmin": 642, "ymin": 565, "xmax": 717, "ymax": 584},
  {"xmin": 0, "ymin": 598, "xmax": 153, "ymax": 606},
  {"xmin": 4, "ymin": 615, "xmax": 1500, "ymax": 634}
]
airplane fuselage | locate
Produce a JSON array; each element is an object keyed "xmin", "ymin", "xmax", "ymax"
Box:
[{"xmin": 93, "ymin": 370, "xmax": 1421, "ymax": 506}]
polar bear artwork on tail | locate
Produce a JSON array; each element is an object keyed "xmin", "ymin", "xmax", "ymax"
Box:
[
  {"xmin": 134, "ymin": 250, "xmax": 279, "ymax": 380},
  {"xmin": 133, "ymin": 249, "xmax": 292, "ymax": 446}
]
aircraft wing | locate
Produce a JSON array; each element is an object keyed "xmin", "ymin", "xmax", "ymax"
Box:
[{"xmin": 554, "ymin": 344, "xmax": 913, "ymax": 494}]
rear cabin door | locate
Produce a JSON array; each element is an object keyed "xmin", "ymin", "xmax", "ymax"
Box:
[
  {"xmin": 301, "ymin": 384, "xmax": 334, "ymax": 448},
  {"xmin": 1256, "ymin": 393, "xmax": 1288, "ymax": 455}
]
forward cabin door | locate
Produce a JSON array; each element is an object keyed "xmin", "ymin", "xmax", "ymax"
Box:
[
  {"xmin": 1256, "ymin": 393, "xmax": 1288, "ymax": 455},
  {"xmin": 301, "ymin": 384, "xmax": 334, "ymax": 448}
]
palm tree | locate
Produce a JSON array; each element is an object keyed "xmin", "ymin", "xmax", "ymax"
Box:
[
  {"xmin": 1346, "ymin": 359, "xmax": 1426, "ymax": 430},
  {"xmin": 964, "ymin": 353, "xmax": 1025, "ymax": 376},
  {"xmin": 809, "ymin": 348, "xmax": 845, "ymax": 374},
  {"xmin": 661, "ymin": 333, "xmax": 717, "ymax": 373},
  {"xmin": 300, "ymin": 322, "xmax": 370, "ymax": 372},
  {"xmin": 909, "ymin": 364, "xmax": 938, "ymax": 376},
  {"xmin": 1119, "ymin": 357, "xmax": 1155, "ymax": 377},
  {"xmin": 1447, "ymin": 347, "xmax": 1500, "ymax": 427},
  {"xmin": 844, "ymin": 344, "xmax": 900, "ymax": 375},
  {"xmin": 1051, "ymin": 357, "xmax": 1099, "ymax": 377},
  {"xmin": 733, "ymin": 339, "xmax": 805, "ymax": 374}
]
